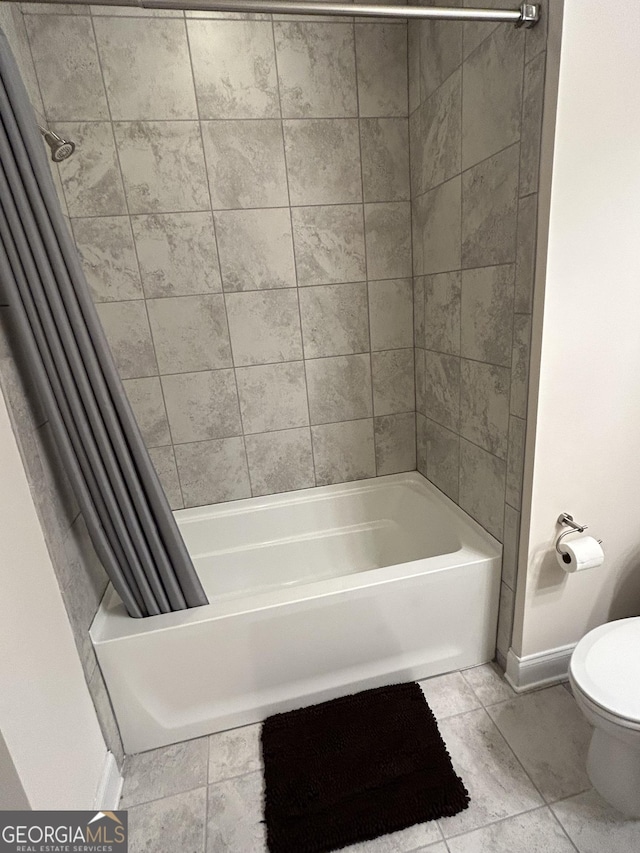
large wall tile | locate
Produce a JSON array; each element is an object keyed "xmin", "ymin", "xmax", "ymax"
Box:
[
  {"xmin": 408, "ymin": 22, "xmax": 420, "ymax": 114},
  {"xmin": 284, "ymin": 119, "xmax": 362, "ymax": 205},
  {"xmin": 306, "ymin": 354, "xmax": 373, "ymax": 424},
  {"xmin": 175, "ymin": 437, "xmax": 251, "ymax": 506},
  {"xmin": 214, "ymin": 209, "xmax": 296, "ymax": 291},
  {"xmin": 1, "ymin": 4, "xmax": 44, "ymax": 115},
  {"xmin": 374, "ymin": 412, "xmax": 416, "ymax": 475},
  {"xmin": 425, "ymin": 417, "xmax": 460, "ymax": 502},
  {"xmin": 418, "ymin": 70, "xmax": 462, "ymax": 193},
  {"xmin": 496, "ymin": 581, "xmax": 515, "ymax": 657},
  {"xmin": 419, "ymin": 19, "xmax": 462, "ymax": 100},
  {"xmin": 148, "ymin": 445, "xmax": 183, "ymax": 510},
  {"xmin": 462, "ymin": 25, "xmax": 524, "ymax": 169},
  {"xmin": 225, "ymin": 290, "xmax": 303, "ymax": 366},
  {"xmin": 188, "ymin": 19, "xmax": 279, "ymax": 119},
  {"xmin": 461, "ymin": 265, "xmax": 514, "ymax": 366},
  {"xmin": 510, "ymin": 314, "xmax": 531, "ymax": 419},
  {"xmin": 312, "ymin": 419, "xmax": 376, "ymax": 485},
  {"xmin": 460, "ymin": 359, "xmax": 510, "ymax": 459},
  {"xmin": 94, "ymin": 17, "xmax": 197, "ymax": 120},
  {"xmin": 236, "ymin": 362, "xmax": 309, "ymax": 434},
  {"xmin": 368, "ymin": 278, "xmax": 413, "ymax": 351},
  {"xmin": 502, "ymin": 503, "xmax": 520, "ymax": 590},
  {"xmin": 161, "ymin": 370, "xmax": 241, "ymax": 443},
  {"xmin": 291, "ymin": 205, "xmax": 365, "ymax": 286},
  {"xmin": 520, "ymin": 52, "xmax": 546, "ymax": 197},
  {"xmin": 422, "ymin": 176, "xmax": 462, "ymax": 274},
  {"xmin": 409, "ymin": 106, "xmax": 423, "ymax": 200},
  {"xmin": 414, "ymin": 276, "xmax": 425, "ymax": 349},
  {"xmin": 415, "ymin": 347, "xmax": 426, "ymax": 416},
  {"xmin": 364, "ymin": 202, "xmax": 412, "ymax": 280},
  {"xmin": 245, "ymin": 428, "xmax": 315, "ymax": 497},
  {"xmin": 71, "ymin": 216, "xmax": 143, "ymax": 302},
  {"xmin": 506, "ymin": 415, "xmax": 525, "ymax": 510},
  {"xmin": 411, "ymin": 193, "xmax": 426, "ymax": 276},
  {"xmin": 57, "ymin": 515, "xmax": 106, "ymax": 673},
  {"xmin": 202, "ymin": 120, "xmax": 289, "ymax": 209},
  {"xmin": 462, "ymin": 0, "xmax": 509, "ymax": 59},
  {"xmin": 416, "ymin": 411, "xmax": 427, "ymax": 475},
  {"xmin": 356, "ymin": 24, "xmax": 408, "ymax": 117},
  {"xmin": 360, "ymin": 118, "xmax": 410, "ymax": 202},
  {"xmin": 96, "ymin": 300, "xmax": 157, "ymax": 379},
  {"xmin": 299, "ymin": 282, "xmax": 370, "ymax": 358},
  {"xmin": 462, "ymin": 143, "xmax": 519, "ymax": 268},
  {"xmin": 56, "ymin": 122, "xmax": 126, "ymax": 217},
  {"xmin": 132, "ymin": 212, "xmax": 222, "ymax": 297},
  {"xmin": 514, "ymin": 193, "xmax": 538, "ymax": 313},
  {"xmin": 25, "ymin": 15, "xmax": 108, "ymax": 121},
  {"xmin": 459, "ymin": 438, "xmax": 506, "ymax": 540},
  {"xmin": 372, "ymin": 349, "xmax": 415, "ymax": 416},
  {"xmin": 114, "ymin": 121, "xmax": 209, "ymax": 214},
  {"xmin": 424, "ymin": 271, "xmax": 461, "ymax": 356},
  {"xmin": 147, "ymin": 294, "xmax": 232, "ymax": 373},
  {"xmin": 275, "ymin": 22, "xmax": 357, "ymax": 118},
  {"xmin": 424, "ymin": 350, "xmax": 460, "ymax": 431},
  {"xmin": 122, "ymin": 376, "xmax": 171, "ymax": 447},
  {"xmin": 87, "ymin": 661, "xmax": 124, "ymax": 768}
]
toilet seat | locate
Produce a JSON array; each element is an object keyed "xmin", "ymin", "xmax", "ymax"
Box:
[{"xmin": 570, "ymin": 617, "xmax": 640, "ymax": 726}]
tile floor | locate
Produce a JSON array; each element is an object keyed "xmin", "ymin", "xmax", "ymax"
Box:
[{"xmin": 119, "ymin": 664, "xmax": 640, "ymax": 852}]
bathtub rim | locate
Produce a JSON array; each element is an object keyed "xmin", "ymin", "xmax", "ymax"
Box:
[{"xmin": 91, "ymin": 472, "xmax": 501, "ymax": 644}]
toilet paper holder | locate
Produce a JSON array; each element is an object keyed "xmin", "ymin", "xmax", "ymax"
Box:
[{"xmin": 555, "ymin": 513, "xmax": 602, "ymax": 556}]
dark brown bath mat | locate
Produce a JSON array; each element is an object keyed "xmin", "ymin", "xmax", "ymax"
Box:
[{"xmin": 261, "ymin": 682, "xmax": 469, "ymax": 853}]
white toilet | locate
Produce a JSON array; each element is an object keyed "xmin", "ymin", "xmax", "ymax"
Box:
[{"xmin": 569, "ymin": 616, "xmax": 640, "ymax": 817}]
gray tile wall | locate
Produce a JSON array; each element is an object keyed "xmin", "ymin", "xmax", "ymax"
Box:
[
  {"xmin": 0, "ymin": 1, "xmax": 124, "ymax": 766},
  {"xmin": 3, "ymin": 0, "xmax": 549, "ymax": 686},
  {"xmin": 409, "ymin": 0, "xmax": 547, "ymax": 663},
  {"xmin": 23, "ymin": 3, "xmax": 415, "ymax": 509}
]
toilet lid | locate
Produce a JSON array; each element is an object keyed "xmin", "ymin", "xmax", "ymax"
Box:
[{"xmin": 570, "ymin": 617, "xmax": 640, "ymax": 723}]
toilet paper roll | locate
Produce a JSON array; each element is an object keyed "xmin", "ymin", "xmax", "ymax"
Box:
[{"xmin": 557, "ymin": 535, "xmax": 604, "ymax": 572}]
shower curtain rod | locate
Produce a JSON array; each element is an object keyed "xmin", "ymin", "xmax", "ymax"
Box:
[{"xmin": 26, "ymin": 1, "xmax": 541, "ymax": 27}]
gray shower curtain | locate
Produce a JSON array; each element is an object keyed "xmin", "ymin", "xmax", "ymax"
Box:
[{"xmin": 0, "ymin": 30, "xmax": 208, "ymax": 618}]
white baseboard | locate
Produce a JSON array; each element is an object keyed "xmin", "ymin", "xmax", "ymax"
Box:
[
  {"xmin": 505, "ymin": 643, "xmax": 576, "ymax": 693},
  {"xmin": 94, "ymin": 751, "xmax": 123, "ymax": 810}
]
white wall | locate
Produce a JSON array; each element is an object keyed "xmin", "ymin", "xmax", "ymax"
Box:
[
  {"xmin": 0, "ymin": 390, "xmax": 108, "ymax": 808},
  {"xmin": 514, "ymin": 0, "xmax": 640, "ymax": 658}
]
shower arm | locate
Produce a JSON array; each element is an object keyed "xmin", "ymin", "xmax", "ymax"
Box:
[{"xmin": 24, "ymin": 1, "xmax": 541, "ymax": 27}]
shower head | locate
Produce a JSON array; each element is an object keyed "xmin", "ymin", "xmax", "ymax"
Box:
[{"xmin": 39, "ymin": 127, "xmax": 75, "ymax": 162}]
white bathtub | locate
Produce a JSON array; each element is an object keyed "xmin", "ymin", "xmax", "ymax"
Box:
[{"xmin": 91, "ymin": 473, "xmax": 502, "ymax": 753}]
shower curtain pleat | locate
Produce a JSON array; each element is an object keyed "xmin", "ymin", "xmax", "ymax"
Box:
[{"xmin": 0, "ymin": 30, "xmax": 208, "ymax": 618}]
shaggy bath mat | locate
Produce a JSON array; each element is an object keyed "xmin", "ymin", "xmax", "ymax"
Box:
[{"xmin": 261, "ymin": 682, "xmax": 469, "ymax": 853}]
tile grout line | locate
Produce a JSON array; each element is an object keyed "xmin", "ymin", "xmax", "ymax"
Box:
[
  {"xmin": 456, "ymin": 19, "xmax": 465, "ymax": 506},
  {"xmin": 142, "ymin": 412, "xmax": 414, "ymax": 451},
  {"xmin": 353, "ymin": 16, "xmax": 378, "ymax": 477},
  {"xmin": 417, "ymin": 138, "xmax": 522, "ymax": 207},
  {"xmin": 66, "ymin": 198, "xmax": 412, "ymax": 220},
  {"xmin": 406, "ymin": 18, "xmax": 419, "ymax": 477},
  {"xmin": 89, "ymin": 275, "xmax": 417, "ymax": 302},
  {"xmin": 270, "ymin": 15, "xmax": 319, "ymax": 490},
  {"xmin": 183, "ymin": 11, "xmax": 253, "ymax": 501},
  {"xmin": 86, "ymin": 8, "xmax": 191, "ymax": 509},
  {"xmin": 497, "ymin": 28, "xmax": 530, "ymax": 652}
]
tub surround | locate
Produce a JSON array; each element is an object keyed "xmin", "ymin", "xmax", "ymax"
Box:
[
  {"xmin": 409, "ymin": 1, "xmax": 548, "ymax": 662},
  {"xmin": 21, "ymin": 4, "xmax": 415, "ymax": 509}
]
